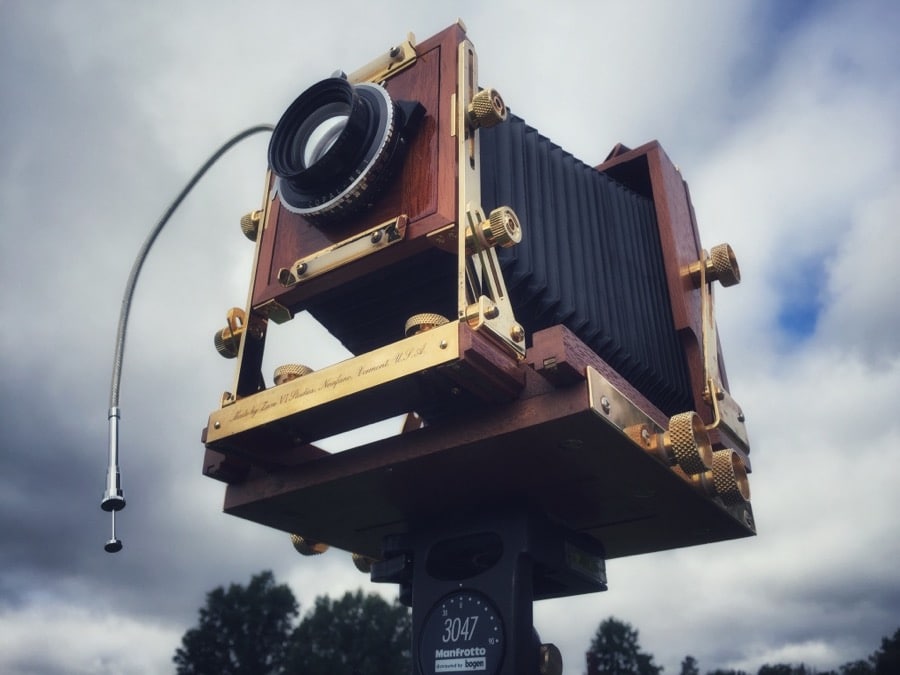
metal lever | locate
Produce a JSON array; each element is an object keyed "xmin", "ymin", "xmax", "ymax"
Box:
[{"xmin": 101, "ymin": 406, "xmax": 125, "ymax": 552}]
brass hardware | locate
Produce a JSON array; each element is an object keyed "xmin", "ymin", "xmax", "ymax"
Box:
[
  {"xmin": 466, "ymin": 205, "xmax": 522, "ymax": 252},
  {"xmin": 404, "ymin": 313, "xmax": 449, "ymax": 337},
  {"xmin": 290, "ymin": 533, "xmax": 329, "ymax": 556},
  {"xmin": 587, "ymin": 369, "xmax": 732, "ymax": 504},
  {"xmin": 255, "ymin": 298, "xmax": 293, "ymax": 324},
  {"xmin": 283, "ymin": 216, "xmax": 407, "ymax": 286},
  {"xmin": 240, "ymin": 209, "xmax": 263, "ymax": 241},
  {"xmin": 348, "ymin": 33, "xmax": 417, "ymax": 84},
  {"xmin": 661, "ymin": 411, "xmax": 713, "ymax": 475},
  {"xmin": 467, "ymin": 88, "xmax": 507, "ymax": 129},
  {"xmin": 464, "ymin": 296, "xmax": 500, "ymax": 328},
  {"xmin": 273, "ymin": 364, "xmax": 314, "ymax": 386},
  {"xmin": 538, "ymin": 643, "xmax": 563, "ymax": 675},
  {"xmin": 455, "ymin": 42, "xmax": 524, "ymax": 359},
  {"xmin": 588, "ymin": 366, "xmax": 663, "ymax": 436},
  {"xmin": 692, "ymin": 244, "xmax": 751, "ymax": 454},
  {"xmin": 351, "ymin": 552, "xmax": 378, "ymax": 573},
  {"xmin": 510, "ymin": 323, "xmax": 525, "ymax": 343},
  {"xmin": 206, "ymin": 320, "xmax": 461, "ymax": 445},
  {"xmin": 213, "ymin": 308, "xmax": 246, "ymax": 359},
  {"xmin": 688, "ymin": 243, "xmax": 741, "ymax": 288},
  {"xmin": 692, "ymin": 449, "xmax": 751, "ymax": 505}
]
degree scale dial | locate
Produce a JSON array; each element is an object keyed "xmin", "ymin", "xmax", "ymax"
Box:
[{"xmin": 419, "ymin": 590, "xmax": 505, "ymax": 674}]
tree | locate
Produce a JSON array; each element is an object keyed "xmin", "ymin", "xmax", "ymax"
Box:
[
  {"xmin": 173, "ymin": 570, "xmax": 299, "ymax": 675},
  {"xmin": 680, "ymin": 655, "xmax": 700, "ymax": 675},
  {"xmin": 838, "ymin": 661, "xmax": 874, "ymax": 675},
  {"xmin": 871, "ymin": 628, "xmax": 900, "ymax": 675},
  {"xmin": 285, "ymin": 589, "xmax": 411, "ymax": 674},
  {"xmin": 585, "ymin": 617, "xmax": 662, "ymax": 675}
]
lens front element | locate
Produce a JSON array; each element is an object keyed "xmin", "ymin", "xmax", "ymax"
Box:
[{"xmin": 269, "ymin": 77, "xmax": 412, "ymax": 224}]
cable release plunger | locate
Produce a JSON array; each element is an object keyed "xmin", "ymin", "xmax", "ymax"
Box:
[
  {"xmin": 101, "ymin": 406, "xmax": 125, "ymax": 552},
  {"xmin": 99, "ymin": 124, "xmax": 274, "ymax": 554}
]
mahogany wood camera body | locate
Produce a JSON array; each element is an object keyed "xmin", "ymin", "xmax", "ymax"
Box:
[{"xmin": 202, "ymin": 21, "xmax": 755, "ymax": 571}]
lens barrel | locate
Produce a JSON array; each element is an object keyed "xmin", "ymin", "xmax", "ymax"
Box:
[{"xmin": 269, "ymin": 77, "xmax": 420, "ymax": 224}]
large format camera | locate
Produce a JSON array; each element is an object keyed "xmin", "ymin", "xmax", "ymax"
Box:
[{"xmin": 203, "ymin": 19, "xmax": 752, "ymax": 595}]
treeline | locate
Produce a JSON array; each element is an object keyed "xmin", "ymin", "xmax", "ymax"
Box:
[
  {"xmin": 173, "ymin": 571, "xmax": 410, "ymax": 674},
  {"xmin": 173, "ymin": 571, "xmax": 899, "ymax": 674},
  {"xmin": 585, "ymin": 617, "xmax": 899, "ymax": 675}
]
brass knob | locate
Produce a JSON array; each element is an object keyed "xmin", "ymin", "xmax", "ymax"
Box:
[
  {"xmin": 404, "ymin": 313, "xmax": 449, "ymax": 337},
  {"xmin": 486, "ymin": 206, "xmax": 522, "ymax": 248},
  {"xmin": 351, "ymin": 552, "xmax": 377, "ymax": 573},
  {"xmin": 273, "ymin": 363, "xmax": 314, "ymax": 385},
  {"xmin": 708, "ymin": 243, "xmax": 741, "ymax": 287},
  {"xmin": 662, "ymin": 412, "xmax": 713, "ymax": 475},
  {"xmin": 240, "ymin": 209, "xmax": 263, "ymax": 241},
  {"xmin": 539, "ymin": 643, "xmax": 563, "ymax": 675},
  {"xmin": 213, "ymin": 308, "xmax": 246, "ymax": 359},
  {"xmin": 709, "ymin": 449, "xmax": 751, "ymax": 504},
  {"xmin": 467, "ymin": 88, "xmax": 507, "ymax": 129},
  {"xmin": 689, "ymin": 243, "xmax": 740, "ymax": 288},
  {"xmin": 290, "ymin": 534, "xmax": 329, "ymax": 556},
  {"xmin": 467, "ymin": 206, "xmax": 522, "ymax": 252}
]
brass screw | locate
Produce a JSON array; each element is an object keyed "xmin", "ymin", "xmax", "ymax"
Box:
[
  {"xmin": 277, "ymin": 268, "xmax": 294, "ymax": 286},
  {"xmin": 510, "ymin": 324, "xmax": 525, "ymax": 343}
]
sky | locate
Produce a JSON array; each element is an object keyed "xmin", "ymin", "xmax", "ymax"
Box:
[{"xmin": 1, "ymin": 0, "xmax": 898, "ymax": 673}]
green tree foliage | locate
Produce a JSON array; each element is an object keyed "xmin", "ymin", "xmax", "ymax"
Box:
[
  {"xmin": 871, "ymin": 628, "xmax": 900, "ymax": 674},
  {"xmin": 585, "ymin": 617, "xmax": 662, "ymax": 675},
  {"xmin": 285, "ymin": 589, "xmax": 411, "ymax": 675},
  {"xmin": 173, "ymin": 570, "xmax": 298, "ymax": 675},
  {"xmin": 680, "ymin": 655, "xmax": 700, "ymax": 675}
]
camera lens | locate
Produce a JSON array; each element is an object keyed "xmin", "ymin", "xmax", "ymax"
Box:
[{"xmin": 269, "ymin": 77, "xmax": 403, "ymax": 224}]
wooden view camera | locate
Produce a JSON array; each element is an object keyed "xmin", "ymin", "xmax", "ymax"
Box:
[{"xmin": 202, "ymin": 21, "xmax": 755, "ymax": 570}]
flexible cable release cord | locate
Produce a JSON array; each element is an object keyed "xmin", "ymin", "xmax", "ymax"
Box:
[{"xmin": 102, "ymin": 124, "xmax": 274, "ymax": 553}]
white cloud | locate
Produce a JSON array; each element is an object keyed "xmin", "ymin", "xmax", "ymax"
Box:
[{"xmin": 0, "ymin": 601, "xmax": 180, "ymax": 675}]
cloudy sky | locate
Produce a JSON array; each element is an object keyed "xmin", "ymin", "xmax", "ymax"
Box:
[{"xmin": 2, "ymin": 1, "xmax": 898, "ymax": 673}]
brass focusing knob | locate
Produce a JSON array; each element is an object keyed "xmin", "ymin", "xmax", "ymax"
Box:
[
  {"xmin": 290, "ymin": 534, "xmax": 329, "ymax": 556},
  {"xmin": 467, "ymin": 88, "xmax": 507, "ymax": 129},
  {"xmin": 708, "ymin": 243, "xmax": 741, "ymax": 287},
  {"xmin": 351, "ymin": 552, "xmax": 377, "ymax": 573},
  {"xmin": 273, "ymin": 363, "xmax": 314, "ymax": 386},
  {"xmin": 690, "ymin": 243, "xmax": 741, "ymax": 288},
  {"xmin": 709, "ymin": 449, "xmax": 751, "ymax": 504},
  {"xmin": 467, "ymin": 206, "xmax": 522, "ymax": 252},
  {"xmin": 662, "ymin": 411, "xmax": 713, "ymax": 475},
  {"xmin": 405, "ymin": 313, "xmax": 449, "ymax": 337},
  {"xmin": 487, "ymin": 206, "xmax": 522, "ymax": 248},
  {"xmin": 240, "ymin": 209, "xmax": 263, "ymax": 241},
  {"xmin": 213, "ymin": 308, "xmax": 246, "ymax": 359}
]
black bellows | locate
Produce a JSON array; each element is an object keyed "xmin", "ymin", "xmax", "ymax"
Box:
[
  {"xmin": 306, "ymin": 115, "xmax": 693, "ymax": 418},
  {"xmin": 481, "ymin": 115, "xmax": 693, "ymax": 417}
]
